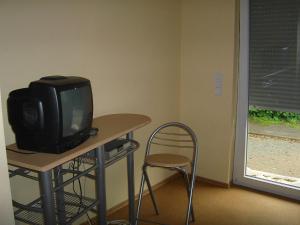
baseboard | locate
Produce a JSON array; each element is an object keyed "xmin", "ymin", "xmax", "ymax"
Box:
[
  {"xmin": 81, "ymin": 173, "xmax": 228, "ymax": 224},
  {"xmin": 107, "ymin": 172, "xmax": 180, "ymax": 216},
  {"xmin": 195, "ymin": 176, "xmax": 230, "ymax": 188},
  {"xmin": 107, "ymin": 173, "xmax": 229, "ymax": 216}
]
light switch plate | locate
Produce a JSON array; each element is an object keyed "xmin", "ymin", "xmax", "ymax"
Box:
[{"xmin": 214, "ymin": 72, "xmax": 223, "ymax": 96}]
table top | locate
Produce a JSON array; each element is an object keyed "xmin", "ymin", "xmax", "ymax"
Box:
[{"xmin": 6, "ymin": 113, "xmax": 151, "ymax": 172}]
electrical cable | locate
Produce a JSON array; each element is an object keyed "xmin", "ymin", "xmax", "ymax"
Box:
[
  {"xmin": 77, "ymin": 157, "xmax": 84, "ymax": 214},
  {"xmin": 82, "ymin": 161, "xmax": 94, "ymax": 225},
  {"xmin": 70, "ymin": 158, "xmax": 84, "ymax": 215},
  {"xmin": 86, "ymin": 212, "xmax": 93, "ymax": 225},
  {"xmin": 67, "ymin": 156, "xmax": 97, "ymax": 223}
]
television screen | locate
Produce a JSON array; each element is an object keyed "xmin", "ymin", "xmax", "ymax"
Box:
[{"xmin": 60, "ymin": 86, "xmax": 92, "ymax": 137}]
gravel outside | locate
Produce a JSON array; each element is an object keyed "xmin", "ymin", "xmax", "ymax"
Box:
[
  {"xmin": 243, "ymin": 116, "xmax": 300, "ymax": 188},
  {"xmin": 247, "ymin": 134, "xmax": 300, "ymax": 179}
]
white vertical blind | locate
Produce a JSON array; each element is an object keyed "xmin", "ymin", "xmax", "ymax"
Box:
[{"xmin": 249, "ymin": 0, "xmax": 300, "ymax": 113}]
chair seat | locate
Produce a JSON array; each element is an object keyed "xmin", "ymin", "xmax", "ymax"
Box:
[{"xmin": 145, "ymin": 153, "xmax": 191, "ymax": 168}]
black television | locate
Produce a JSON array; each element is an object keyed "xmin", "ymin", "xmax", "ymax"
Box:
[{"xmin": 7, "ymin": 76, "xmax": 93, "ymax": 153}]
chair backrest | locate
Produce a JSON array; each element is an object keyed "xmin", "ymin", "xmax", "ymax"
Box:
[{"xmin": 145, "ymin": 122, "xmax": 199, "ymax": 166}]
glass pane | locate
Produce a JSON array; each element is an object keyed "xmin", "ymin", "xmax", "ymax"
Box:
[
  {"xmin": 249, "ymin": 0, "xmax": 300, "ymax": 113},
  {"xmin": 246, "ymin": 0, "xmax": 300, "ymax": 188},
  {"xmin": 60, "ymin": 86, "xmax": 92, "ymax": 137}
]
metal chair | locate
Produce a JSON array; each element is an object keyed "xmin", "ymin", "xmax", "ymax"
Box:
[{"xmin": 135, "ymin": 122, "xmax": 199, "ymax": 225}]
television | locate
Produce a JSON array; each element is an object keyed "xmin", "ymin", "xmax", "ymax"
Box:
[{"xmin": 7, "ymin": 76, "xmax": 93, "ymax": 154}]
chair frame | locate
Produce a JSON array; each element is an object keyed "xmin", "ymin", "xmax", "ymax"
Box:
[{"xmin": 135, "ymin": 122, "xmax": 199, "ymax": 225}]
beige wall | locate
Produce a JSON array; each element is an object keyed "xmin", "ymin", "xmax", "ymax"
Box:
[
  {"xmin": 0, "ymin": 0, "xmax": 181, "ymax": 222},
  {"xmin": 0, "ymin": 0, "xmax": 239, "ymax": 223},
  {"xmin": 180, "ymin": 0, "xmax": 237, "ymax": 184}
]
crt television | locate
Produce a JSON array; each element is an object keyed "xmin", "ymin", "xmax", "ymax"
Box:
[{"xmin": 7, "ymin": 76, "xmax": 93, "ymax": 153}]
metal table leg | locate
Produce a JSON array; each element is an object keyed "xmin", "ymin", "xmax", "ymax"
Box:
[
  {"xmin": 127, "ymin": 132, "xmax": 135, "ymax": 225},
  {"xmin": 95, "ymin": 146, "xmax": 107, "ymax": 225},
  {"xmin": 38, "ymin": 170, "xmax": 56, "ymax": 225},
  {"xmin": 54, "ymin": 165, "xmax": 66, "ymax": 224}
]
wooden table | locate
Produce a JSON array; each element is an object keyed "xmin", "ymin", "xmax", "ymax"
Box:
[{"xmin": 7, "ymin": 113, "xmax": 151, "ymax": 225}]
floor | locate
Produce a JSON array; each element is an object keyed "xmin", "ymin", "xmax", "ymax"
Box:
[{"xmin": 85, "ymin": 177, "xmax": 300, "ymax": 225}]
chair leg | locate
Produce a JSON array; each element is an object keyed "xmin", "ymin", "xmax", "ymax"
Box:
[
  {"xmin": 185, "ymin": 169, "xmax": 197, "ymax": 225},
  {"xmin": 181, "ymin": 170, "xmax": 195, "ymax": 223},
  {"xmin": 135, "ymin": 168, "xmax": 146, "ymax": 225},
  {"xmin": 143, "ymin": 165, "xmax": 159, "ymax": 215}
]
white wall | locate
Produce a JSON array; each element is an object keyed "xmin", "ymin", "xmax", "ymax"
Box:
[
  {"xmin": 0, "ymin": 90, "xmax": 15, "ymax": 225},
  {"xmin": 0, "ymin": 0, "xmax": 181, "ymax": 223}
]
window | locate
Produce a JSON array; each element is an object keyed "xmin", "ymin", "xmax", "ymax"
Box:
[{"xmin": 249, "ymin": 0, "xmax": 300, "ymax": 113}]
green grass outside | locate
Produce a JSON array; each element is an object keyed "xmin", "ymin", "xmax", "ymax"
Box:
[{"xmin": 248, "ymin": 106, "xmax": 300, "ymax": 128}]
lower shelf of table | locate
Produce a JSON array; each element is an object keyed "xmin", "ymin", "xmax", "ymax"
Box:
[
  {"xmin": 14, "ymin": 192, "xmax": 98, "ymax": 225},
  {"xmin": 12, "ymin": 139, "xmax": 140, "ymax": 225}
]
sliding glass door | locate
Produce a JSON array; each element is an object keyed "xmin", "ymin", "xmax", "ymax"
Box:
[{"xmin": 234, "ymin": 0, "xmax": 300, "ymax": 200}]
